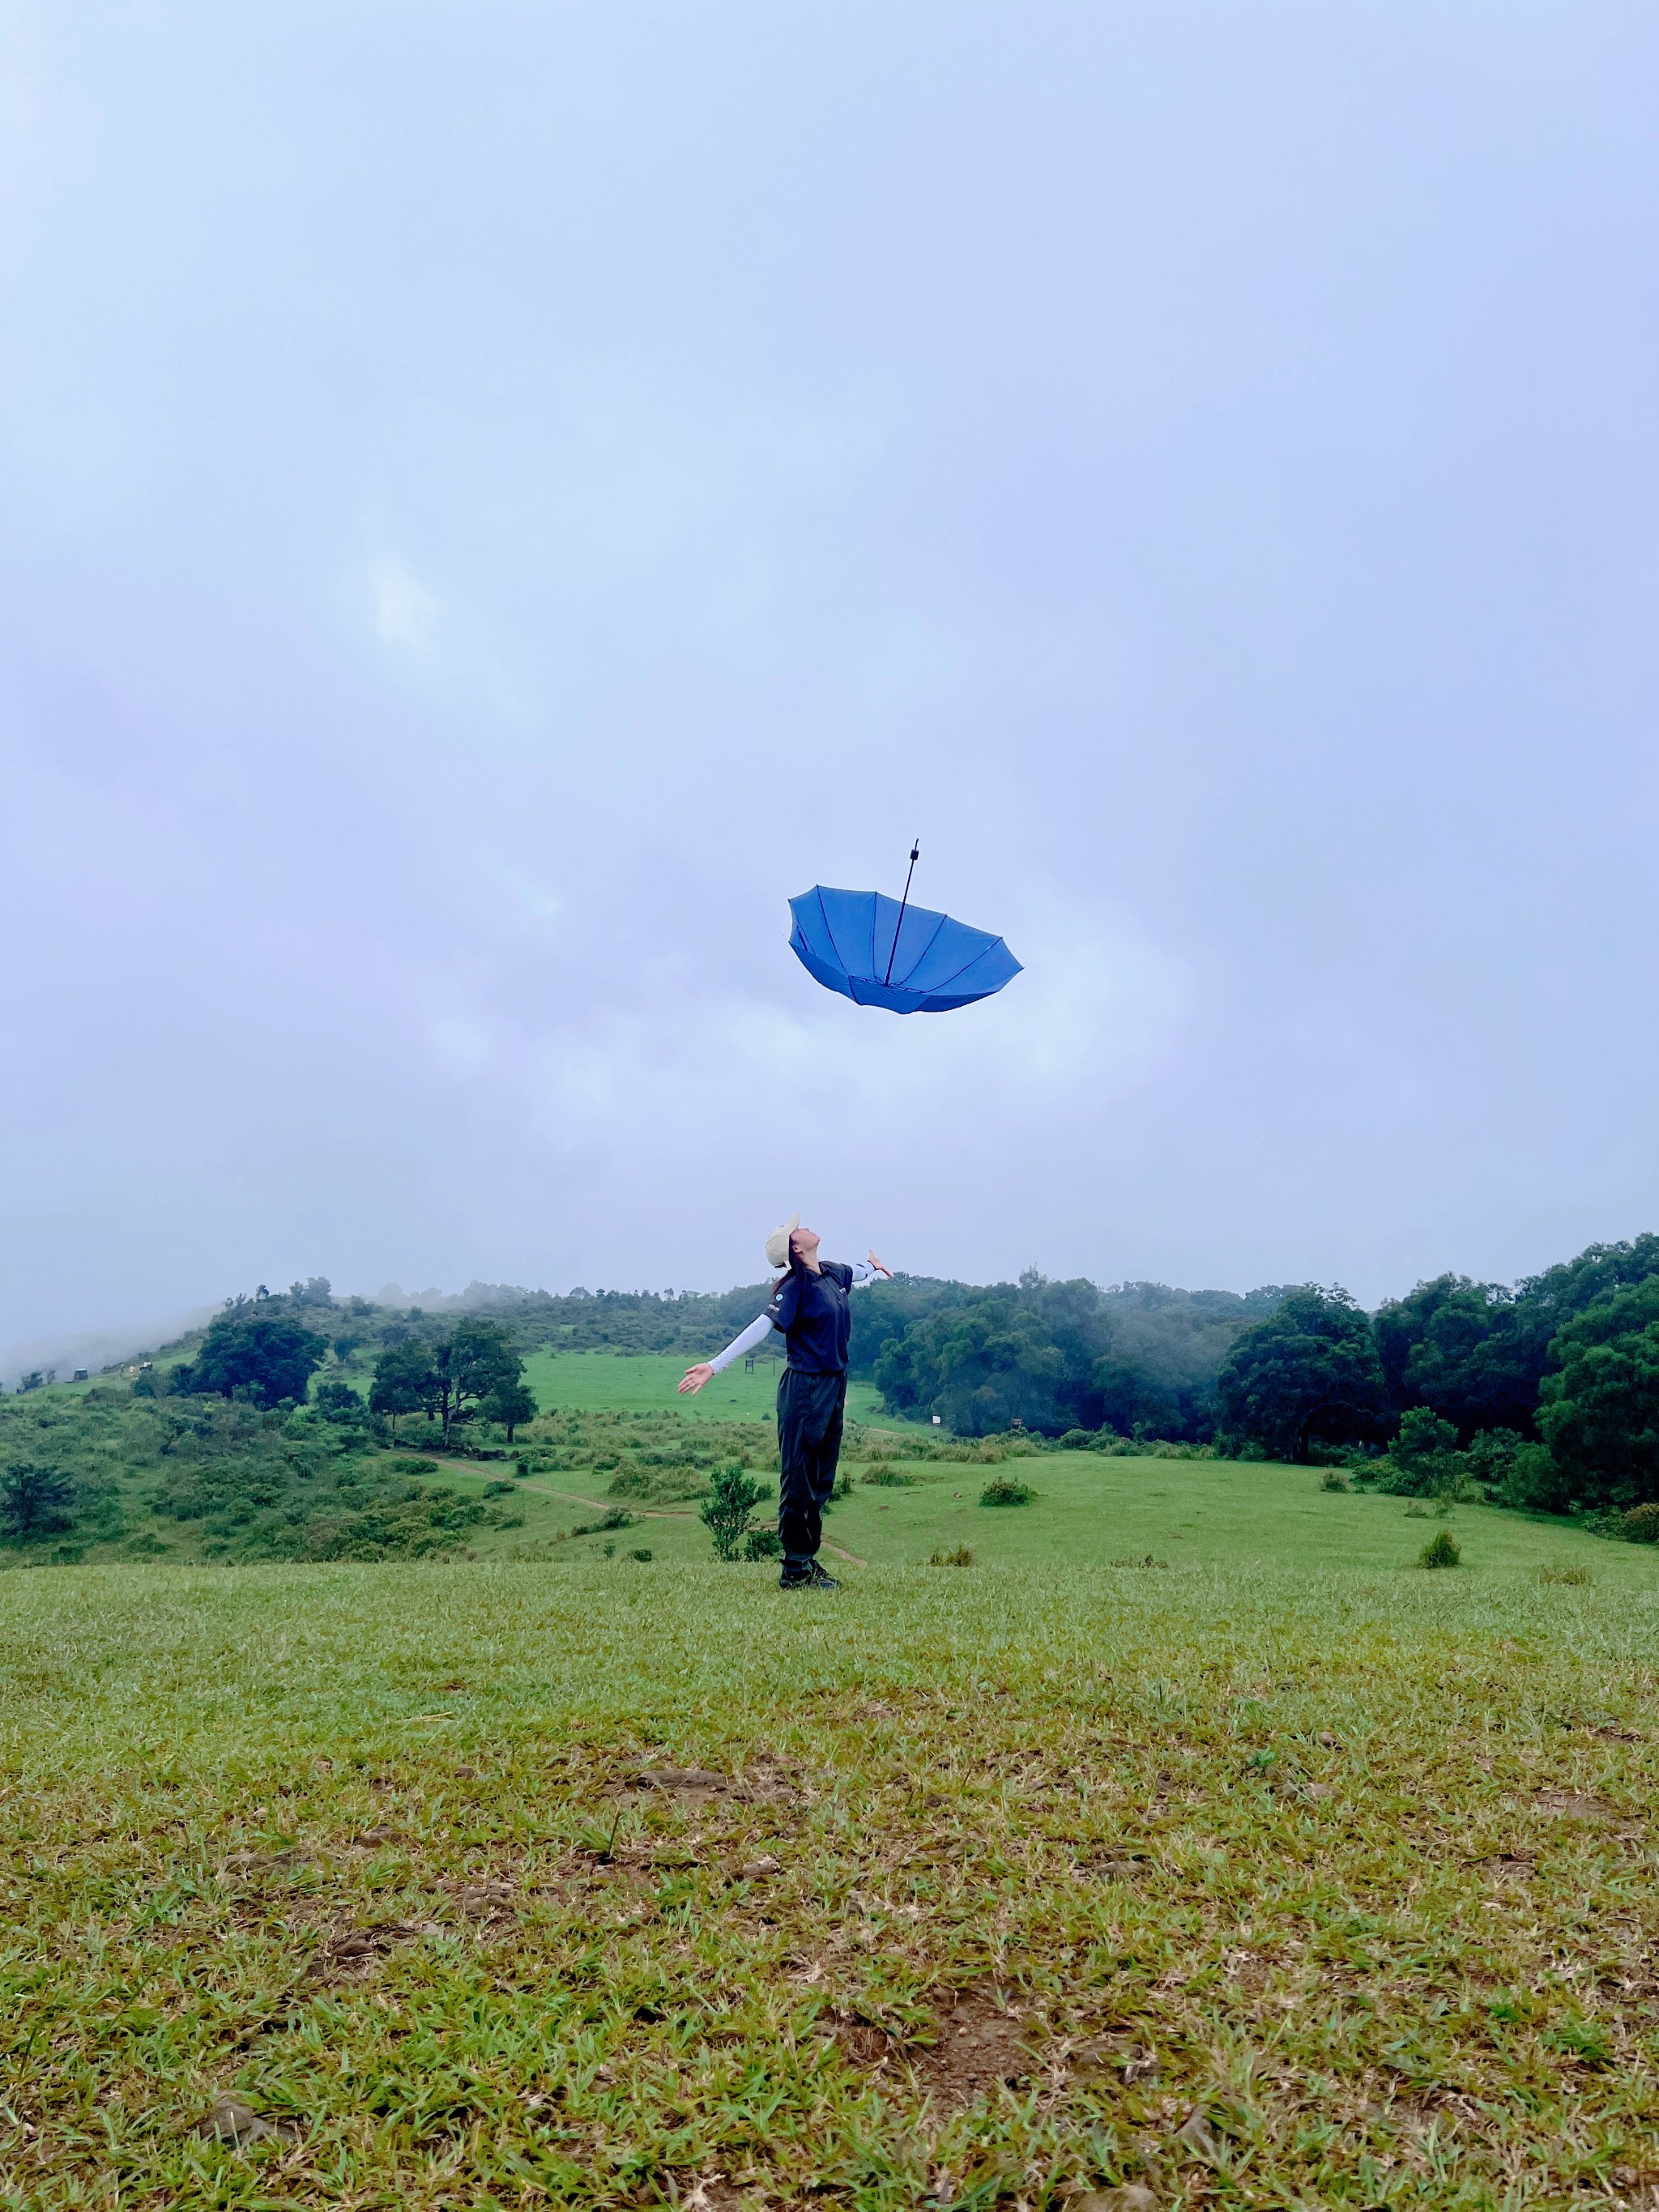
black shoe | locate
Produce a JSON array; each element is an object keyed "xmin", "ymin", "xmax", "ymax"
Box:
[{"xmin": 778, "ymin": 1563, "xmax": 841, "ymax": 1592}]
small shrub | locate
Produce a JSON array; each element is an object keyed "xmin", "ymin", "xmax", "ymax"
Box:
[
  {"xmin": 390, "ymin": 1455, "xmax": 439, "ymax": 1475},
  {"xmin": 1403, "ymin": 1501, "xmax": 1430, "ymax": 1518},
  {"xmin": 1057, "ymin": 1428, "xmax": 1099, "ymax": 1451},
  {"xmin": 700, "ymin": 1463, "xmax": 768, "ymax": 1561},
  {"xmin": 1464, "ymin": 1426, "xmax": 1524, "ymax": 1494},
  {"xmin": 1109, "ymin": 1554, "xmax": 1170, "ymax": 1569},
  {"xmin": 1319, "ymin": 1470, "xmax": 1349, "ymax": 1492},
  {"xmin": 482, "ymin": 1480, "xmax": 517, "ymax": 1498},
  {"xmin": 862, "ymin": 1464, "xmax": 917, "ymax": 1487},
  {"xmin": 741, "ymin": 1528, "xmax": 783, "ymax": 1562},
  {"xmin": 979, "ymin": 1475, "xmax": 1034, "ymax": 1508},
  {"xmin": 928, "ymin": 1545, "xmax": 974, "ymax": 1566},
  {"xmin": 1620, "ymin": 1502, "xmax": 1659, "ymax": 1545},
  {"xmin": 608, "ymin": 1464, "xmax": 710, "ymax": 1503},
  {"xmin": 1539, "ymin": 1563, "xmax": 1590, "ymax": 1585},
  {"xmin": 573, "ymin": 1507, "xmax": 635, "ymax": 1536},
  {"xmin": 629, "ymin": 1547, "xmax": 653, "ymax": 1562},
  {"xmin": 1418, "ymin": 1530, "xmax": 1461, "ymax": 1569}
]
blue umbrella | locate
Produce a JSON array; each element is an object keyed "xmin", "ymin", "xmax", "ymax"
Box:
[{"xmin": 788, "ymin": 845, "xmax": 1022, "ymax": 1015}]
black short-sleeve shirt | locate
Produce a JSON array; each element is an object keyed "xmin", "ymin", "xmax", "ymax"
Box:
[{"xmin": 768, "ymin": 1262, "xmax": 855, "ymax": 1375}]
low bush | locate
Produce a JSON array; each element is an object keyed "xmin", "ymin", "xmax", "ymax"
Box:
[
  {"xmin": 629, "ymin": 1547, "xmax": 653, "ymax": 1562},
  {"xmin": 979, "ymin": 1475, "xmax": 1035, "ymax": 1507},
  {"xmin": 1319, "ymin": 1470, "xmax": 1349, "ymax": 1492},
  {"xmin": 1418, "ymin": 1530, "xmax": 1461, "ymax": 1569},
  {"xmin": 928, "ymin": 1545, "xmax": 974, "ymax": 1566},
  {"xmin": 1620, "ymin": 1502, "xmax": 1659, "ymax": 1544},
  {"xmin": 608, "ymin": 1464, "xmax": 710, "ymax": 1503},
  {"xmin": 861, "ymin": 1464, "xmax": 917, "ymax": 1487},
  {"xmin": 572, "ymin": 1507, "xmax": 635, "ymax": 1537},
  {"xmin": 741, "ymin": 1528, "xmax": 783, "ymax": 1562},
  {"xmin": 1540, "ymin": 1563, "xmax": 1591, "ymax": 1585},
  {"xmin": 390, "ymin": 1455, "xmax": 439, "ymax": 1475}
]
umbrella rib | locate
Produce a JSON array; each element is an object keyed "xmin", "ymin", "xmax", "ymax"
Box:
[
  {"xmin": 814, "ymin": 885, "xmax": 853, "ymax": 978},
  {"xmin": 927, "ymin": 933, "xmax": 1013, "ymax": 991},
  {"xmin": 898, "ymin": 912, "xmax": 948, "ymax": 985}
]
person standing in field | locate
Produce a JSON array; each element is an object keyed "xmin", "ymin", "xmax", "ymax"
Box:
[{"xmin": 679, "ymin": 1216, "xmax": 893, "ymax": 1589}]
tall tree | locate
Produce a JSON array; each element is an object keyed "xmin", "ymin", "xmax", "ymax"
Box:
[
  {"xmin": 1536, "ymin": 1276, "xmax": 1659, "ymax": 1511},
  {"xmin": 483, "ymin": 1374, "xmax": 537, "ymax": 1443},
  {"xmin": 875, "ymin": 1296, "xmax": 1068, "ymax": 1435},
  {"xmin": 188, "ymin": 1309, "xmax": 326, "ymax": 1409},
  {"xmin": 369, "ymin": 1340, "xmax": 439, "ymax": 1443},
  {"xmin": 0, "ymin": 1462, "xmax": 75, "ymax": 1542},
  {"xmin": 1214, "ymin": 1287, "xmax": 1388, "ymax": 1461},
  {"xmin": 1373, "ymin": 1274, "xmax": 1539, "ymax": 1438},
  {"xmin": 432, "ymin": 1319, "xmax": 525, "ymax": 1447},
  {"xmin": 1089, "ymin": 1281, "xmax": 1286, "ymax": 1440}
]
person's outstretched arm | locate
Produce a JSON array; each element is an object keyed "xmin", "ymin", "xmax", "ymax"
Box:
[
  {"xmin": 848, "ymin": 1249, "xmax": 893, "ymax": 1286},
  {"xmin": 679, "ymin": 1309, "xmax": 776, "ymax": 1396}
]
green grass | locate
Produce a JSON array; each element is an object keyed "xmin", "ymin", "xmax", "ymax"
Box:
[
  {"xmin": 399, "ymin": 1447, "xmax": 1659, "ymax": 1586},
  {"xmin": 4, "ymin": 1558, "xmax": 1659, "ymax": 2209},
  {"xmin": 7, "ymin": 1362, "xmax": 1659, "ymax": 2203},
  {"xmin": 522, "ymin": 1348, "xmax": 900, "ymax": 1426}
]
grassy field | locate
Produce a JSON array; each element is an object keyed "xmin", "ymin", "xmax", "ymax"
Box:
[
  {"xmin": 445, "ymin": 1349, "xmax": 1657, "ymax": 1582},
  {"xmin": 413, "ymin": 1447, "xmax": 1657, "ymax": 1585},
  {"xmin": 520, "ymin": 1350, "xmax": 901, "ymax": 1428},
  {"xmin": 4, "ymin": 1556, "xmax": 1659, "ymax": 2210},
  {"xmin": 6, "ymin": 1354, "xmax": 1659, "ymax": 2206}
]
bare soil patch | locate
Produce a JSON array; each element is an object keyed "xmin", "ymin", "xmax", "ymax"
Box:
[{"xmin": 912, "ymin": 1986, "xmax": 1039, "ymax": 2113}]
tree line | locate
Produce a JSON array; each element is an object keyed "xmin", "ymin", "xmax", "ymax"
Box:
[
  {"xmin": 31, "ymin": 1231, "xmax": 1659, "ymax": 1527},
  {"xmin": 138, "ymin": 1286, "xmax": 536, "ymax": 1451},
  {"xmin": 840, "ymin": 1236, "xmax": 1659, "ymax": 1519}
]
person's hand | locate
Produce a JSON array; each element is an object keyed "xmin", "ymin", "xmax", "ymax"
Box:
[
  {"xmin": 678, "ymin": 1362, "xmax": 715, "ymax": 1396},
  {"xmin": 868, "ymin": 1249, "xmax": 893, "ymax": 1278}
]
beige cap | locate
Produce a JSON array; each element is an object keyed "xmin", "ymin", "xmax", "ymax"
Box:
[{"xmin": 765, "ymin": 1213, "xmax": 800, "ymax": 1271}]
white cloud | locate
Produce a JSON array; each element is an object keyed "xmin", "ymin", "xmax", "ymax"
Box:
[{"xmin": 367, "ymin": 556, "xmax": 440, "ymax": 651}]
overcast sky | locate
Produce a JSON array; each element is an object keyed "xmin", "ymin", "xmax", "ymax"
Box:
[{"xmin": 3, "ymin": 2, "xmax": 1657, "ymax": 1355}]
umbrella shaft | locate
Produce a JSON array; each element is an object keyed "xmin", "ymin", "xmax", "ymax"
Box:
[{"xmin": 883, "ymin": 842, "xmax": 920, "ymax": 986}]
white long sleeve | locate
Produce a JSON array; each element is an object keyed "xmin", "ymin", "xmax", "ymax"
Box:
[{"xmin": 708, "ymin": 1311, "xmax": 776, "ymax": 1374}]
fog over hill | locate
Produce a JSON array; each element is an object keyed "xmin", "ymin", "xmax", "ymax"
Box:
[{"xmin": 0, "ymin": 1306, "xmax": 220, "ymax": 1394}]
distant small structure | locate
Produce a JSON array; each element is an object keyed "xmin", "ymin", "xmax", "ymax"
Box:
[{"xmin": 72, "ymin": 1369, "xmax": 88, "ymax": 1383}]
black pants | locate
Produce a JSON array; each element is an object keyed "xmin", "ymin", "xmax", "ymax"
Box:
[{"xmin": 776, "ymin": 1366, "xmax": 847, "ymax": 1574}]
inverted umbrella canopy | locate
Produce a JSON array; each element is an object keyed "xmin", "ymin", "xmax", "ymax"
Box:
[{"xmin": 788, "ymin": 884, "xmax": 1022, "ymax": 1015}]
